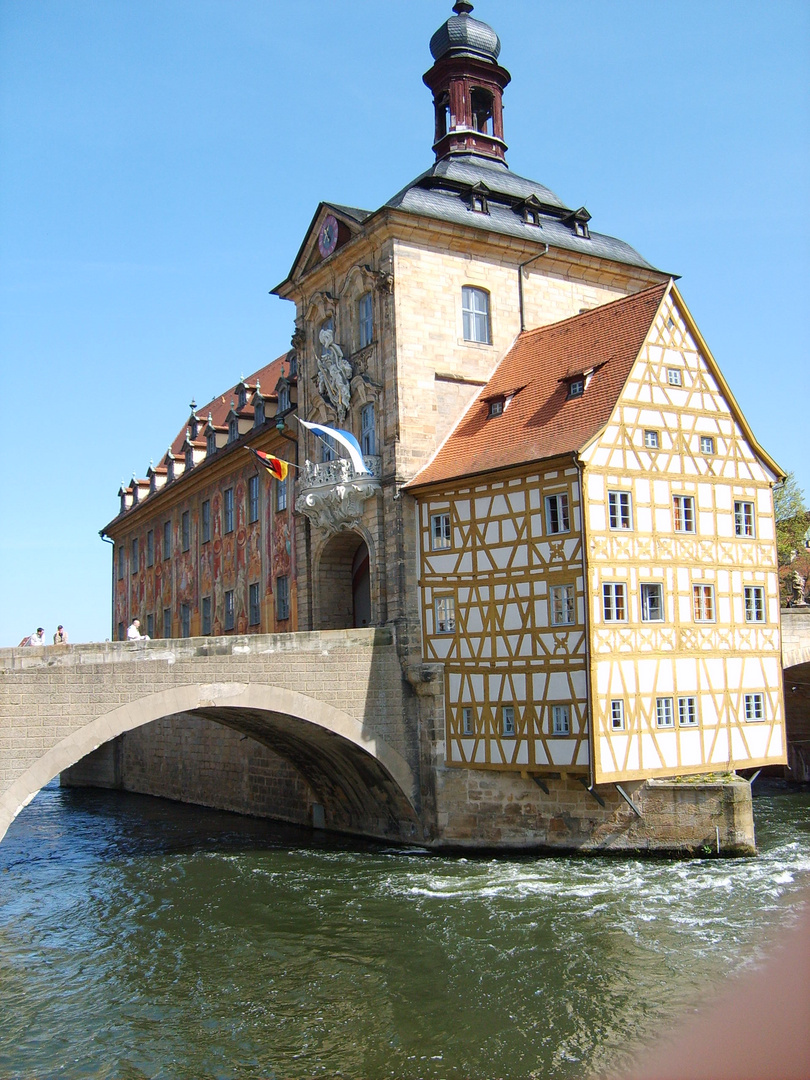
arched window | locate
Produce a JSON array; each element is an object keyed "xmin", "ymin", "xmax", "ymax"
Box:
[
  {"xmin": 462, "ymin": 286, "xmax": 491, "ymax": 344},
  {"xmin": 470, "ymin": 88, "xmax": 493, "ymax": 134}
]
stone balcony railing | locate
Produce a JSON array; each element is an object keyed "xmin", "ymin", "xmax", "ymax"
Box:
[{"xmin": 295, "ymin": 456, "xmax": 382, "ymax": 535}]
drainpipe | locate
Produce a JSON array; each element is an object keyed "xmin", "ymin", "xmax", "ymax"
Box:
[{"xmin": 518, "ymin": 244, "xmax": 549, "ymax": 332}]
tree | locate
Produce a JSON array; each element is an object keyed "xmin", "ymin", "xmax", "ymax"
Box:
[{"xmin": 773, "ymin": 472, "xmax": 809, "ymax": 602}]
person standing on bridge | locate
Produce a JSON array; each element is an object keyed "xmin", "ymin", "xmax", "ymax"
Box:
[
  {"xmin": 24, "ymin": 628, "xmax": 46, "ymax": 646},
  {"xmin": 126, "ymin": 619, "xmax": 150, "ymax": 641},
  {"xmin": 53, "ymin": 625, "xmax": 68, "ymax": 644}
]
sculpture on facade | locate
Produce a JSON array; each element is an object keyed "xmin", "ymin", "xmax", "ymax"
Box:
[{"xmin": 316, "ymin": 328, "xmax": 352, "ymax": 423}]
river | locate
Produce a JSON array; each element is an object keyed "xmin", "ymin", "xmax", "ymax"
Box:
[{"xmin": 1, "ymin": 780, "xmax": 808, "ymax": 1080}]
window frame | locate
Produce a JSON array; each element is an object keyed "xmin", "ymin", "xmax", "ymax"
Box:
[
  {"xmin": 163, "ymin": 607, "xmax": 172, "ymax": 638},
  {"xmin": 146, "ymin": 529, "xmax": 154, "ymax": 568},
  {"xmin": 358, "ymin": 291, "xmax": 373, "ymax": 349},
  {"xmin": 276, "ymin": 575, "xmax": 290, "ymax": 621},
  {"xmin": 461, "ymin": 285, "xmax": 491, "ymax": 345},
  {"xmin": 678, "ymin": 696, "xmax": 698, "ymax": 726},
  {"xmin": 551, "ymin": 704, "xmax": 570, "ymax": 736},
  {"xmin": 248, "ymin": 476, "xmax": 260, "ymax": 524},
  {"xmin": 131, "ymin": 537, "xmax": 139, "ymax": 574},
  {"xmin": 276, "ymin": 476, "xmax": 287, "ymax": 513},
  {"xmin": 361, "ymin": 402, "xmax": 375, "ymax": 456},
  {"xmin": 223, "ymin": 488, "xmax": 234, "ymax": 534},
  {"xmin": 434, "ymin": 595, "xmax": 456, "ymax": 635},
  {"xmin": 734, "ymin": 501, "xmax": 756, "ymax": 538},
  {"xmin": 549, "ymin": 583, "xmax": 576, "ymax": 626},
  {"xmin": 249, "ymin": 582, "xmax": 261, "ymax": 626},
  {"xmin": 461, "ymin": 707, "xmax": 475, "ymax": 736},
  {"xmin": 667, "ymin": 368, "xmax": 682, "ymax": 387},
  {"xmin": 501, "ymin": 705, "xmax": 516, "ymax": 737},
  {"xmin": 602, "ymin": 582, "xmax": 627, "ymax": 622},
  {"xmin": 180, "ymin": 602, "xmax": 191, "ymax": 639},
  {"xmin": 181, "ymin": 510, "xmax": 191, "ymax": 552},
  {"xmin": 744, "ymin": 693, "xmax": 765, "ymax": 722},
  {"xmin": 610, "ymin": 699, "xmax": 626, "ymax": 731},
  {"xmin": 202, "ymin": 499, "xmax": 211, "ymax": 544},
  {"xmin": 163, "ymin": 520, "xmax": 171, "ymax": 560},
  {"xmin": 117, "ymin": 546, "xmax": 124, "ymax": 581},
  {"xmin": 656, "ymin": 697, "xmax": 675, "ymax": 728},
  {"xmin": 673, "ymin": 494, "xmax": 696, "ymax": 534},
  {"xmin": 607, "ymin": 490, "xmax": 633, "ymax": 531},
  {"xmin": 700, "ymin": 435, "xmax": 715, "ymax": 455},
  {"xmin": 545, "ymin": 492, "xmax": 570, "ymax": 535},
  {"xmin": 201, "ymin": 596, "xmax": 212, "ymax": 636},
  {"xmin": 640, "ymin": 582, "xmax": 664, "ymax": 623},
  {"xmin": 692, "ymin": 583, "xmax": 715, "ymax": 623},
  {"xmin": 744, "ymin": 586, "xmax": 766, "ymax": 623},
  {"xmin": 643, "ymin": 429, "xmax": 660, "ymax": 449},
  {"xmin": 430, "ymin": 512, "xmax": 452, "ymax": 551},
  {"xmin": 224, "ymin": 590, "xmax": 235, "ymax": 631}
]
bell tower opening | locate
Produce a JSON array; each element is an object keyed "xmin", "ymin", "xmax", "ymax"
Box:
[{"xmin": 423, "ymin": 2, "xmax": 511, "ymax": 163}]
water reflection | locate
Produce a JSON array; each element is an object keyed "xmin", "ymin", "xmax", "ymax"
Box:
[{"xmin": 0, "ymin": 782, "xmax": 808, "ymax": 1080}]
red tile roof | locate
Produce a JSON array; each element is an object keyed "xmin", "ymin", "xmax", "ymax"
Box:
[{"xmin": 407, "ymin": 282, "xmax": 669, "ymax": 490}]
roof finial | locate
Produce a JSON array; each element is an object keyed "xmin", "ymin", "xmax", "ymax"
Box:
[
  {"xmin": 189, "ymin": 398, "xmax": 196, "ymax": 412},
  {"xmin": 453, "ymin": 1, "xmax": 473, "ymax": 14}
]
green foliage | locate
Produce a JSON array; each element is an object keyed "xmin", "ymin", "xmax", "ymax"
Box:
[{"xmin": 774, "ymin": 472, "xmax": 808, "ymax": 567}]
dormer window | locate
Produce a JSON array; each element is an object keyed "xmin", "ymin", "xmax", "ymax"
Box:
[
  {"xmin": 238, "ymin": 385, "xmax": 247, "ymax": 408},
  {"xmin": 518, "ymin": 195, "xmax": 543, "ymax": 226},
  {"xmin": 524, "ymin": 208, "xmax": 540, "ymax": 226},
  {"xmin": 228, "ymin": 417, "xmax": 238, "ymax": 443},
  {"xmin": 189, "ymin": 416, "xmax": 199, "ymax": 440},
  {"xmin": 254, "ymin": 397, "xmax": 265, "ymax": 427},
  {"xmin": 489, "ymin": 398, "xmax": 504, "ymax": 417},
  {"xmin": 278, "ymin": 382, "xmax": 290, "ymax": 413},
  {"xmin": 574, "ymin": 220, "xmax": 589, "ymax": 238},
  {"xmin": 568, "ymin": 378, "xmax": 585, "ymax": 399},
  {"xmin": 287, "ymin": 352, "xmax": 297, "ymax": 378},
  {"xmin": 207, "ymin": 431, "xmax": 217, "ymax": 456},
  {"xmin": 469, "ymin": 183, "xmax": 489, "ymax": 214}
]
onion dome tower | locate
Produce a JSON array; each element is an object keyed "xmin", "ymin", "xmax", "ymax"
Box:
[{"xmin": 423, "ymin": 1, "xmax": 512, "ymax": 163}]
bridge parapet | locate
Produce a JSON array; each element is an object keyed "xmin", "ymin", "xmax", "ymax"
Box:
[{"xmin": 781, "ymin": 608, "xmax": 810, "ymax": 670}]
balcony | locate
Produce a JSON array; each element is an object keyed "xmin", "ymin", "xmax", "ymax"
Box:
[{"xmin": 295, "ymin": 456, "xmax": 382, "ymax": 535}]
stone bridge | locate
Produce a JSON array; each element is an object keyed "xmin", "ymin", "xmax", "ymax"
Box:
[
  {"xmin": 0, "ymin": 628, "xmax": 424, "ymax": 846},
  {"xmin": 781, "ymin": 608, "xmax": 810, "ymax": 782}
]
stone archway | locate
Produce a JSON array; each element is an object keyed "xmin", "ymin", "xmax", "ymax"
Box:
[
  {"xmin": 0, "ymin": 681, "xmax": 419, "ymax": 845},
  {"xmin": 315, "ymin": 531, "xmax": 372, "ymax": 630}
]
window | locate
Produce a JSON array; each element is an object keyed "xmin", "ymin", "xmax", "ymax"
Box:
[
  {"xmin": 502, "ymin": 705, "xmax": 515, "ymax": 737},
  {"xmin": 358, "ymin": 291, "xmax": 373, "ymax": 348},
  {"xmin": 470, "ymin": 87, "xmax": 493, "ymax": 134},
  {"xmin": 248, "ymin": 476, "xmax": 259, "ymax": 524},
  {"xmin": 734, "ymin": 501, "xmax": 755, "ymax": 538},
  {"xmin": 552, "ymin": 705, "xmax": 570, "ymax": 735},
  {"xmin": 117, "ymin": 546, "xmax": 124, "ymax": 580},
  {"xmin": 163, "ymin": 520, "xmax": 171, "ymax": 559},
  {"xmin": 608, "ymin": 491, "xmax": 632, "ymax": 530},
  {"xmin": 644, "ymin": 430, "xmax": 659, "ymax": 449},
  {"xmin": 470, "ymin": 185, "xmax": 488, "ymax": 214},
  {"xmin": 602, "ymin": 582, "xmax": 627, "ymax": 622},
  {"xmin": 146, "ymin": 613, "xmax": 154, "ymax": 639},
  {"xmin": 461, "ymin": 286, "xmax": 491, "ymax": 344},
  {"xmin": 568, "ymin": 378, "xmax": 584, "ymax": 399},
  {"xmin": 278, "ymin": 383, "xmax": 290, "ymax": 413},
  {"xmin": 202, "ymin": 596, "xmax": 212, "ymax": 635},
  {"xmin": 228, "ymin": 417, "xmax": 239, "ymax": 443},
  {"xmin": 180, "ymin": 603, "xmax": 190, "ymax": 638},
  {"xmin": 249, "ymin": 582, "xmax": 261, "ymax": 626},
  {"xmin": 431, "ymin": 512, "xmax": 451, "ymax": 550},
  {"xmin": 744, "ymin": 693, "xmax": 765, "ymax": 722},
  {"xmin": 667, "ymin": 368, "xmax": 682, "ymax": 386},
  {"xmin": 163, "ymin": 607, "xmax": 172, "ymax": 638},
  {"xmin": 276, "ymin": 477, "xmax": 287, "ymax": 513},
  {"xmin": 320, "ymin": 433, "xmax": 336, "ymax": 463},
  {"xmin": 488, "ymin": 398, "xmax": 504, "ymax": 417},
  {"xmin": 656, "ymin": 697, "xmax": 674, "ymax": 728},
  {"xmin": 700, "ymin": 435, "xmax": 715, "ymax": 454},
  {"xmin": 640, "ymin": 583, "xmax": 664, "ymax": 622},
  {"xmin": 254, "ymin": 398, "xmax": 265, "ymax": 427},
  {"xmin": 117, "ymin": 621, "xmax": 124, "ymax": 642},
  {"xmin": 610, "ymin": 700, "xmax": 625, "ymax": 731},
  {"xmin": 131, "ymin": 537, "xmax": 139, "ymax": 574},
  {"xmin": 678, "ymin": 697, "xmax": 698, "ymax": 726},
  {"xmin": 276, "ymin": 575, "xmax": 290, "ymax": 621},
  {"xmin": 146, "ymin": 530, "xmax": 154, "ymax": 567},
  {"xmin": 693, "ymin": 584, "xmax": 715, "ymax": 622},
  {"xmin": 361, "ymin": 403, "xmax": 375, "ymax": 456},
  {"xmin": 545, "ymin": 493, "xmax": 570, "ymax": 534},
  {"xmin": 744, "ymin": 586, "xmax": 765, "ymax": 623},
  {"xmin": 550, "ymin": 584, "xmax": 576, "ymax": 626},
  {"xmin": 238, "ymin": 385, "xmax": 247, "ymax": 409},
  {"xmin": 673, "ymin": 494, "xmax": 696, "ymax": 533},
  {"xmin": 207, "ymin": 431, "xmax": 217, "ymax": 456},
  {"xmin": 224, "ymin": 590, "xmax": 235, "ymax": 631},
  {"xmin": 181, "ymin": 510, "xmax": 190, "ymax": 552},
  {"xmin": 462, "ymin": 707, "xmax": 474, "ymax": 736},
  {"xmin": 435, "ymin": 595, "xmax": 455, "ymax": 634},
  {"xmin": 224, "ymin": 488, "xmax": 234, "ymax": 534},
  {"xmin": 202, "ymin": 499, "xmax": 211, "ymax": 543}
]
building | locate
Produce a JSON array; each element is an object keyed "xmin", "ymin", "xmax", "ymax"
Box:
[
  {"xmin": 98, "ymin": 1, "xmax": 786, "ymax": 847},
  {"xmin": 101, "ymin": 353, "xmax": 300, "ymax": 639}
]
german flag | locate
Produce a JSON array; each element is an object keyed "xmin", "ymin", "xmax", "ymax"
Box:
[{"xmin": 246, "ymin": 446, "xmax": 289, "ymax": 481}]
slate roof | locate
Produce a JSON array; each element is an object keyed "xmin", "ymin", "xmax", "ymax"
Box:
[
  {"xmin": 406, "ymin": 281, "xmax": 670, "ymax": 490},
  {"xmin": 385, "ymin": 154, "xmax": 660, "ymax": 271}
]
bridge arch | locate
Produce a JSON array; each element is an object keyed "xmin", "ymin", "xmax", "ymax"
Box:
[{"xmin": 1, "ymin": 681, "xmax": 419, "ymax": 844}]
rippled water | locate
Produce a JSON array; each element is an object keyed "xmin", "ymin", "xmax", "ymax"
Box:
[{"xmin": 1, "ymin": 781, "xmax": 809, "ymax": 1080}]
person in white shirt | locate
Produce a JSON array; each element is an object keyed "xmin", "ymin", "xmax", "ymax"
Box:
[
  {"xmin": 126, "ymin": 619, "xmax": 150, "ymax": 641},
  {"xmin": 26, "ymin": 628, "xmax": 46, "ymax": 646}
]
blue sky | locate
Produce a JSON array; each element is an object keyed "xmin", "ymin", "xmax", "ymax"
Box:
[{"xmin": 1, "ymin": 0, "xmax": 808, "ymax": 646}]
